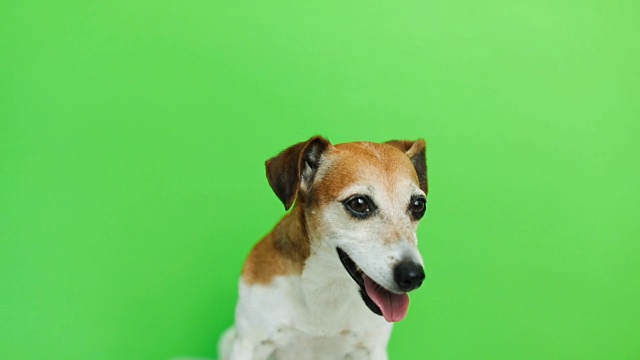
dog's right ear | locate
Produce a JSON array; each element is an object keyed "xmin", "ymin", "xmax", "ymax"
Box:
[
  {"xmin": 385, "ymin": 139, "xmax": 428, "ymax": 194},
  {"xmin": 265, "ymin": 136, "xmax": 332, "ymax": 210}
]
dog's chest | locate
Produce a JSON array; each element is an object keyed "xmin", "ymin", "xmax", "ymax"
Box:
[{"xmin": 259, "ymin": 281, "xmax": 389, "ymax": 360}]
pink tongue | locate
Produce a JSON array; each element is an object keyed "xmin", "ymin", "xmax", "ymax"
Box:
[{"xmin": 364, "ymin": 275, "xmax": 409, "ymax": 323}]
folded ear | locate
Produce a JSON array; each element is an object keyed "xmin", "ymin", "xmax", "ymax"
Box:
[
  {"xmin": 385, "ymin": 139, "xmax": 428, "ymax": 193},
  {"xmin": 265, "ymin": 136, "xmax": 333, "ymax": 210}
]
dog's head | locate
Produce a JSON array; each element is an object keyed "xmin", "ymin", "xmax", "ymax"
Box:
[{"xmin": 266, "ymin": 136, "xmax": 427, "ymax": 322}]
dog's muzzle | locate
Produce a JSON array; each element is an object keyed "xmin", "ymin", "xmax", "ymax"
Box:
[{"xmin": 336, "ymin": 247, "xmax": 424, "ymax": 322}]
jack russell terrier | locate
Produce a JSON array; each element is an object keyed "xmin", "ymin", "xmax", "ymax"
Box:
[{"xmin": 219, "ymin": 136, "xmax": 428, "ymax": 360}]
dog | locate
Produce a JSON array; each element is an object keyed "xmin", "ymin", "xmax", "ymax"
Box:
[{"xmin": 219, "ymin": 136, "xmax": 428, "ymax": 360}]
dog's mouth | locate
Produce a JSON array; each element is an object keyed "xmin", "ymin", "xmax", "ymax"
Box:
[{"xmin": 337, "ymin": 247, "xmax": 410, "ymax": 323}]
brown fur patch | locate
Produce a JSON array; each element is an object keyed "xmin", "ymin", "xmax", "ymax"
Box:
[
  {"xmin": 313, "ymin": 142, "xmax": 421, "ymax": 205},
  {"xmin": 385, "ymin": 139, "xmax": 427, "ymax": 193},
  {"xmin": 242, "ymin": 206, "xmax": 311, "ymax": 285}
]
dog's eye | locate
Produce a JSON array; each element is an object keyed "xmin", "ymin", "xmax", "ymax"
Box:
[
  {"xmin": 410, "ymin": 196, "xmax": 427, "ymax": 220},
  {"xmin": 343, "ymin": 196, "xmax": 375, "ymax": 219}
]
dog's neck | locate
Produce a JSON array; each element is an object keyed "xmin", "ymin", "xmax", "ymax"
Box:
[
  {"xmin": 298, "ymin": 239, "xmax": 377, "ymax": 334},
  {"xmin": 272, "ymin": 204, "xmax": 311, "ymax": 266}
]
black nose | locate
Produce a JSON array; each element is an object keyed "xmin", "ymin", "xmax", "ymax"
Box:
[{"xmin": 394, "ymin": 262, "xmax": 425, "ymax": 292}]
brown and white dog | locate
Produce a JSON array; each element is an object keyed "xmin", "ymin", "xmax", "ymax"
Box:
[{"xmin": 219, "ymin": 136, "xmax": 428, "ymax": 360}]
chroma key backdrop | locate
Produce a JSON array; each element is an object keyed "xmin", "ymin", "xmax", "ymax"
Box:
[{"xmin": 1, "ymin": 0, "xmax": 639, "ymax": 359}]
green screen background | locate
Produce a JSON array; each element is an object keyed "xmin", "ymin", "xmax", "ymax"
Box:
[{"xmin": 2, "ymin": 0, "xmax": 639, "ymax": 359}]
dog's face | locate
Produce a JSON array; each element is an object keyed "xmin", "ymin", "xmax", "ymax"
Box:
[{"xmin": 266, "ymin": 137, "xmax": 428, "ymax": 322}]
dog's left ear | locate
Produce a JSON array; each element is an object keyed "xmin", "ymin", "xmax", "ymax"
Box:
[
  {"xmin": 266, "ymin": 136, "xmax": 333, "ymax": 210},
  {"xmin": 385, "ymin": 139, "xmax": 428, "ymax": 193}
]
